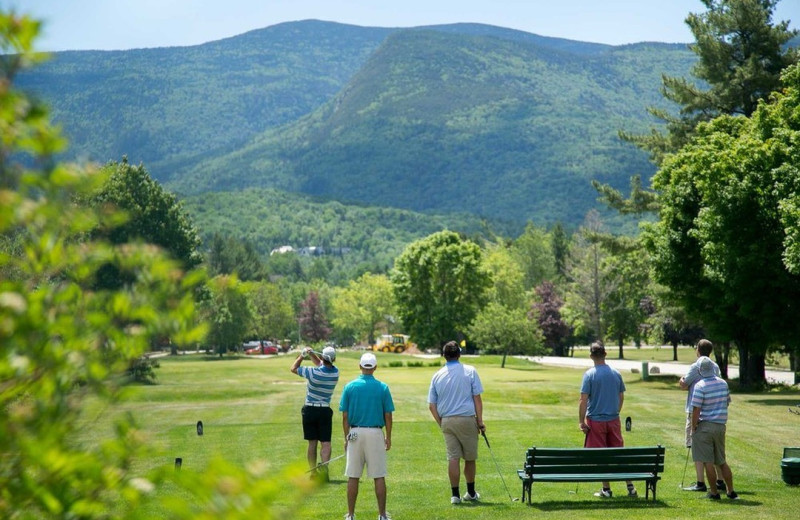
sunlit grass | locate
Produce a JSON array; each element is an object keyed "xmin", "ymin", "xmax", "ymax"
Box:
[{"xmin": 80, "ymin": 351, "xmax": 800, "ymax": 519}]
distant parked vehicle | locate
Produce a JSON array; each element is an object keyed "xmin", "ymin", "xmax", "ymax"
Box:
[
  {"xmin": 372, "ymin": 334, "xmax": 411, "ymax": 353},
  {"xmin": 244, "ymin": 340, "xmax": 278, "ymax": 355}
]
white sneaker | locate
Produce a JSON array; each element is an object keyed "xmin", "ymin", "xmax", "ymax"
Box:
[
  {"xmin": 594, "ymin": 489, "xmax": 613, "ymax": 498},
  {"xmin": 344, "ymin": 515, "xmax": 355, "ymax": 520},
  {"xmin": 378, "ymin": 515, "xmax": 391, "ymax": 520},
  {"xmin": 450, "ymin": 496, "xmax": 461, "ymax": 504},
  {"xmin": 462, "ymin": 491, "xmax": 480, "ymax": 501}
]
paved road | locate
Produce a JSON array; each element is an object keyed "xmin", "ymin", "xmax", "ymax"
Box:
[{"xmin": 522, "ymin": 355, "xmax": 797, "ymax": 386}]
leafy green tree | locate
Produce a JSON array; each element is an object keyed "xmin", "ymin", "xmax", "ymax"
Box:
[
  {"xmin": 483, "ymin": 241, "xmax": 528, "ymax": 310},
  {"xmin": 330, "ymin": 273, "xmax": 396, "ymax": 345},
  {"xmin": 88, "ymin": 158, "xmax": 202, "ymax": 280},
  {"xmin": 0, "ymin": 11, "xmax": 317, "ymax": 519},
  {"xmin": 511, "ymin": 222, "xmax": 557, "ymax": 289},
  {"xmin": 298, "ymin": 290, "xmax": 331, "ymax": 343},
  {"xmin": 602, "ymin": 249, "xmax": 652, "ymax": 358},
  {"xmin": 643, "ymin": 64, "xmax": 800, "ymax": 387},
  {"xmin": 391, "ymin": 230, "xmax": 492, "ymax": 350},
  {"xmin": 241, "ymin": 280, "xmax": 295, "ymax": 341},
  {"xmin": 202, "ymin": 275, "xmax": 253, "ymax": 357},
  {"xmin": 1, "ymin": 12, "xmax": 206, "ymax": 516},
  {"xmin": 469, "ymin": 302, "xmax": 544, "ymax": 367}
]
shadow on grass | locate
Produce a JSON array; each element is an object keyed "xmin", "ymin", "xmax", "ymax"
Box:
[
  {"xmin": 746, "ymin": 398, "xmax": 800, "ymax": 407},
  {"xmin": 527, "ymin": 499, "xmax": 669, "ymax": 511}
]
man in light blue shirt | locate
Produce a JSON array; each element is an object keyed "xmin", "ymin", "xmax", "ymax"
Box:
[
  {"xmin": 578, "ymin": 342, "xmax": 636, "ymax": 498},
  {"xmin": 428, "ymin": 341, "xmax": 485, "ymax": 504}
]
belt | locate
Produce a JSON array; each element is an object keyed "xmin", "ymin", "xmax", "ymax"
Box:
[
  {"xmin": 351, "ymin": 425, "xmax": 381, "ymax": 428},
  {"xmin": 305, "ymin": 402, "xmax": 329, "ymax": 407}
]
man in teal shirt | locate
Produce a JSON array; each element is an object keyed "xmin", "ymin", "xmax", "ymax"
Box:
[{"xmin": 339, "ymin": 352, "xmax": 394, "ymax": 520}]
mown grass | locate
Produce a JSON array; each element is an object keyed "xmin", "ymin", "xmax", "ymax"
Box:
[{"xmin": 83, "ymin": 351, "xmax": 800, "ymax": 519}]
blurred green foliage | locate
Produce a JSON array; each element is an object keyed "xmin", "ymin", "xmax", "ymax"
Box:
[{"xmin": 0, "ymin": 11, "xmax": 315, "ymax": 519}]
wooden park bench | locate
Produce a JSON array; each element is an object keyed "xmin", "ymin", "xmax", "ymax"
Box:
[{"xmin": 517, "ymin": 445, "xmax": 665, "ymax": 504}]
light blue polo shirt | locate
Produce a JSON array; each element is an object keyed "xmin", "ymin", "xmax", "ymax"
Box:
[
  {"xmin": 339, "ymin": 374, "xmax": 394, "ymax": 427},
  {"xmin": 428, "ymin": 361, "xmax": 483, "ymax": 417},
  {"xmin": 580, "ymin": 364, "xmax": 625, "ymax": 422}
]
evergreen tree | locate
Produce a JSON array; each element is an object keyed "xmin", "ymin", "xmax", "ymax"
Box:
[{"xmin": 624, "ymin": 0, "xmax": 798, "ymax": 165}]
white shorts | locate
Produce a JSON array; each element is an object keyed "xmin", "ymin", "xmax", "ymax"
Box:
[{"xmin": 345, "ymin": 427, "xmax": 387, "ymax": 479}]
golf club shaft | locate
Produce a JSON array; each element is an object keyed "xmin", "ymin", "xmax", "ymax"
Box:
[
  {"xmin": 481, "ymin": 431, "xmax": 515, "ymax": 501},
  {"xmin": 680, "ymin": 446, "xmax": 690, "ymax": 487},
  {"xmin": 305, "ymin": 453, "xmax": 345, "ymax": 473}
]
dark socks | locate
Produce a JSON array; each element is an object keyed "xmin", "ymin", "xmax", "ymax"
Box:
[
  {"xmin": 451, "ymin": 486, "xmax": 460, "ymax": 498},
  {"xmin": 467, "ymin": 482, "xmax": 476, "ymax": 496}
]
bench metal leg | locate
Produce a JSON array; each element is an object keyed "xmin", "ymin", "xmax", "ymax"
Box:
[{"xmin": 522, "ymin": 480, "xmax": 532, "ymax": 504}]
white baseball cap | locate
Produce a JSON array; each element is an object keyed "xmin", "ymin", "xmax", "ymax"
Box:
[
  {"xmin": 359, "ymin": 352, "xmax": 377, "ymax": 368},
  {"xmin": 322, "ymin": 346, "xmax": 336, "ymax": 362}
]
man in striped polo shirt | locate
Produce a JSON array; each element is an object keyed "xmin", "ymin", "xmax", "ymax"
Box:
[
  {"xmin": 291, "ymin": 346, "xmax": 340, "ymax": 479},
  {"xmin": 690, "ymin": 357, "xmax": 739, "ymax": 500}
]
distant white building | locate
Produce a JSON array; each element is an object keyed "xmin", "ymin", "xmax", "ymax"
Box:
[
  {"xmin": 270, "ymin": 245, "xmax": 351, "ymax": 256},
  {"xmin": 269, "ymin": 245, "xmax": 295, "ymax": 256}
]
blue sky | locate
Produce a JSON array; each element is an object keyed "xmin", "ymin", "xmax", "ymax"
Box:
[{"xmin": 4, "ymin": 0, "xmax": 800, "ymax": 51}]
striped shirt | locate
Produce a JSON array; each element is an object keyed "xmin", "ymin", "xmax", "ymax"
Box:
[
  {"xmin": 690, "ymin": 376, "xmax": 730, "ymax": 424},
  {"xmin": 296, "ymin": 364, "xmax": 339, "ymax": 405}
]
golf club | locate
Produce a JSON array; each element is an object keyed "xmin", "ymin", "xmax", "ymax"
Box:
[
  {"xmin": 569, "ymin": 429, "xmax": 589, "ymax": 494},
  {"xmin": 679, "ymin": 446, "xmax": 690, "ymax": 488},
  {"xmin": 305, "ymin": 453, "xmax": 346, "ymax": 473},
  {"xmin": 481, "ymin": 431, "xmax": 518, "ymax": 502}
]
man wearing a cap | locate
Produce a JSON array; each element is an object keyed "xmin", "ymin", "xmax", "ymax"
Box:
[
  {"xmin": 679, "ymin": 339, "xmax": 725, "ymax": 492},
  {"xmin": 690, "ymin": 356, "xmax": 738, "ymax": 500},
  {"xmin": 578, "ymin": 342, "xmax": 637, "ymax": 498},
  {"xmin": 291, "ymin": 346, "xmax": 340, "ymax": 479},
  {"xmin": 428, "ymin": 340, "xmax": 485, "ymax": 504},
  {"xmin": 339, "ymin": 352, "xmax": 395, "ymax": 520}
]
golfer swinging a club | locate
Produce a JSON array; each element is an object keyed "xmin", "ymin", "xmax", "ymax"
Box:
[
  {"xmin": 428, "ymin": 340, "xmax": 485, "ymax": 504},
  {"xmin": 291, "ymin": 345, "xmax": 340, "ymax": 480}
]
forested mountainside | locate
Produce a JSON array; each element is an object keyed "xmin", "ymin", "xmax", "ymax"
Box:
[{"xmin": 19, "ymin": 20, "xmax": 696, "ymax": 228}]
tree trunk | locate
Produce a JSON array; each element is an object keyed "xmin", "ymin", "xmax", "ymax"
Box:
[
  {"xmin": 736, "ymin": 341, "xmax": 766, "ymax": 389},
  {"xmin": 617, "ymin": 337, "xmax": 624, "ymax": 359},
  {"xmin": 672, "ymin": 341, "xmax": 678, "ymax": 362},
  {"xmin": 713, "ymin": 342, "xmax": 729, "ymax": 380}
]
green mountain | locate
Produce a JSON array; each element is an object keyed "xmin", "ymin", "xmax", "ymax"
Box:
[
  {"xmin": 19, "ymin": 20, "xmax": 392, "ymax": 175},
  {"xmin": 170, "ymin": 26, "xmax": 695, "ymax": 225},
  {"xmin": 20, "ymin": 20, "xmax": 697, "ymax": 228}
]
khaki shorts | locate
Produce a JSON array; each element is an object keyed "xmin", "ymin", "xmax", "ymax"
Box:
[
  {"xmin": 441, "ymin": 416, "xmax": 479, "ymax": 461},
  {"xmin": 692, "ymin": 421, "xmax": 726, "ymax": 466},
  {"xmin": 345, "ymin": 427, "xmax": 387, "ymax": 479}
]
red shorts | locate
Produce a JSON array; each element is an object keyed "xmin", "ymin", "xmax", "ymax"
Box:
[{"xmin": 585, "ymin": 417, "xmax": 624, "ymax": 448}]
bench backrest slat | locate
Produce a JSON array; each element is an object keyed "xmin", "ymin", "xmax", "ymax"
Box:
[{"xmin": 524, "ymin": 446, "xmax": 665, "ymax": 476}]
